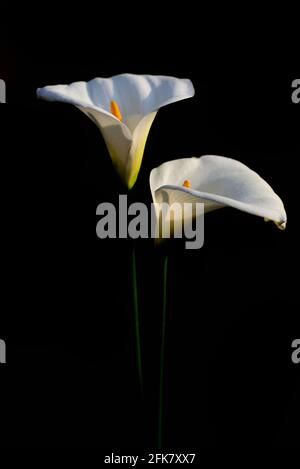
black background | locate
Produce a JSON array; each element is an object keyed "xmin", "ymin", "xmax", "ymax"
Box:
[{"xmin": 1, "ymin": 10, "xmax": 299, "ymax": 451}]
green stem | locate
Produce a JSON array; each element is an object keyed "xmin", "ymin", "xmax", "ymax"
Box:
[
  {"xmin": 158, "ymin": 254, "xmax": 169, "ymax": 449},
  {"xmin": 132, "ymin": 248, "xmax": 143, "ymax": 392}
]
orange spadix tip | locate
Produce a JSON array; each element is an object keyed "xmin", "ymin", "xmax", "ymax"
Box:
[
  {"xmin": 110, "ymin": 100, "xmax": 123, "ymax": 121},
  {"xmin": 183, "ymin": 179, "xmax": 191, "ymax": 188}
]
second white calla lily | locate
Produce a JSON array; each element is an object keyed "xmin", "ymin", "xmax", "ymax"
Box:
[
  {"xmin": 150, "ymin": 155, "xmax": 287, "ymax": 236},
  {"xmin": 37, "ymin": 74, "xmax": 194, "ymax": 189}
]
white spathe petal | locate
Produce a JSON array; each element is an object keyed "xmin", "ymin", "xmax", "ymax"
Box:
[
  {"xmin": 37, "ymin": 74, "xmax": 195, "ymax": 188},
  {"xmin": 150, "ymin": 155, "xmax": 287, "ymax": 229},
  {"xmin": 37, "ymin": 74, "xmax": 194, "ymax": 132},
  {"xmin": 126, "ymin": 112, "xmax": 157, "ymax": 189},
  {"xmin": 79, "ymin": 107, "xmax": 157, "ymax": 188},
  {"xmin": 79, "ymin": 107, "xmax": 132, "ymax": 184}
]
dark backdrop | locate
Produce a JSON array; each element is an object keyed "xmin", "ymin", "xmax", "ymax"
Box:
[{"xmin": 1, "ymin": 13, "xmax": 299, "ymax": 451}]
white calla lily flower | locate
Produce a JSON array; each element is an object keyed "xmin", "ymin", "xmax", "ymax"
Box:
[
  {"xmin": 37, "ymin": 74, "xmax": 195, "ymax": 189},
  {"xmin": 150, "ymin": 155, "xmax": 287, "ymax": 236}
]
